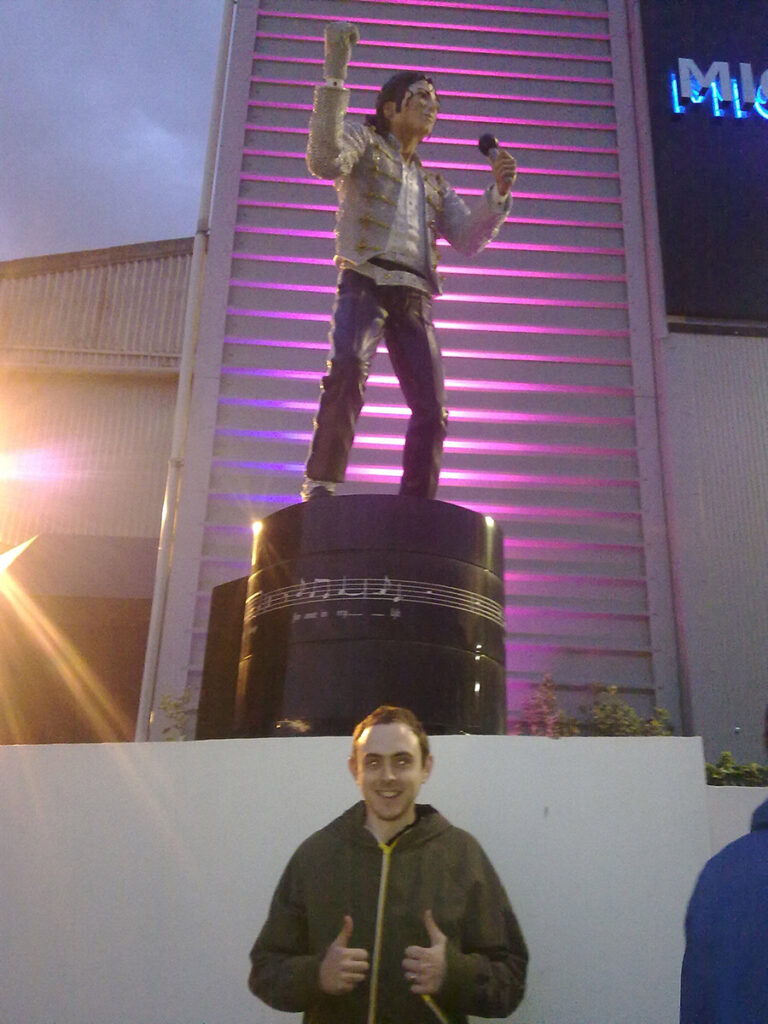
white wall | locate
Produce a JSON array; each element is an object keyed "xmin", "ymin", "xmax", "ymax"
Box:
[
  {"xmin": 705, "ymin": 784, "xmax": 768, "ymax": 856},
  {"xmin": 1, "ymin": 736, "xmax": 712, "ymax": 1024},
  {"xmin": 659, "ymin": 332, "xmax": 768, "ymax": 762}
]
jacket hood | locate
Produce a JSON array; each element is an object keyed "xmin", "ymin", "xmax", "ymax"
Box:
[
  {"xmin": 750, "ymin": 795, "xmax": 768, "ymax": 831},
  {"xmin": 328, "ymin": 800, "xmax": 451, "ymax": 848}
]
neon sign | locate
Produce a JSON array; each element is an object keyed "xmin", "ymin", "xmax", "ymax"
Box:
[{"xmin": 669, "ymin": 58, "xmax": 768, "ymax": 120}]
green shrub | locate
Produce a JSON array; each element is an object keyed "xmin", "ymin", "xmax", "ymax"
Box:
[
  {"xmin": 508, "ymin": 675, "xmax": 577, "ymax": 738},
  {"xmin": 581, "ymin": 684, "xmax": 674, "ymax": 737},
  {"xmin": 512, "ymin": 679, "xmax": 768, "ymax": 787},
  {"xmin": 158, "ymin": 687, "xmax": 193, "ymax": 741},
  {"xmin": 705, "ymin": 751, "xmax": 768, "ymax": 787},
  {"xmin": 511, "ymin": 677, "xmax": 673, "ymax": 738}
]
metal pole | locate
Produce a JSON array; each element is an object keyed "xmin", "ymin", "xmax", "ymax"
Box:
[{"xmin": 135, "ymin": 0, "xmax": 237, "ymax": 740}]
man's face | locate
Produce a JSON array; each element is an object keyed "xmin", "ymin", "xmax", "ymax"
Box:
[
  {"xmin": 349, "ymin": 721, "xmax": 433, "ymax": 835},
  {"xmin": 386, "ymin": 80, "xmax": 439, "ymax": 141}
]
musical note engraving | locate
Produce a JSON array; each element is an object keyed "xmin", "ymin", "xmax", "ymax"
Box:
[{"xmin": 250, "ymin": 574, "xmax": 503, "ymax": 627}]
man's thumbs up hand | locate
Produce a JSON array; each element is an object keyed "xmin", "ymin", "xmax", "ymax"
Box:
[
  {"xmin": 402, "ymin": 909, "xmax": 447, "ymax": 995},
  {"xmin": 319, "ymin": 915, "xmax": 370, "ymax": 994}
]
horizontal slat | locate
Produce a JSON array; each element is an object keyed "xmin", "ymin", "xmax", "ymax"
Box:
[
  {"xmin": 246, "ymin": 101, "xmax": 618, "ymax": 149},
  {"xmin": 231, "ymin": 244, "xmax": 627, "ymax": 278},
  {"xmin": 214, "ymin": 398, "xmax": 638, "ymax": 447},
  {"xmin": 244, "ymin": 125, "xmax": 620, "ymax": 174},
  {"xmin": 258, "ymin": 5, "xmax": 611, "ymax": 41},
  {"xmin": 229, "ymin": 254, "xmax": 628, "ymax": 300},
  {"xmin": 248, "ymin": 76, "xmax": 615, "ymax": 117},
  {"xmin": 252, "ymin": 25, "xmax": 611, "ymax": 65},
  {"xmin": 264, "ymin": 0, "xmax": 610, "ymax": 32},
  {"xmin": 234, "ymin": 199, "xmax": 623, "ymax": 238}
]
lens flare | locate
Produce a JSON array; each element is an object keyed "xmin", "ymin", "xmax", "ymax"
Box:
[{"xmin": 0, "ymin": 545, "xmax": 133, "ymax": 744}]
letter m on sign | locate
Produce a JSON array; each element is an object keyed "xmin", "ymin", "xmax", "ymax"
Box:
[{"xmin": 677, "ymin": 58, "xmax": 733, "ymax": 104}]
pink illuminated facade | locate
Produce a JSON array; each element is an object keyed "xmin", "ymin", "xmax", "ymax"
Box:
[{"xmin": 149, "ymin": 0, "xmax": 681, "ymax": 737}]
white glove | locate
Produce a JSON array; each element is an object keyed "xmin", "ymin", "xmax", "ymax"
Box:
[{"xmin": 323, "ymin": 21, "xmax": 360, "ymax": 81}]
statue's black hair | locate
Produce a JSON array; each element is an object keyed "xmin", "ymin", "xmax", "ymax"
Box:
[{"xmin": 365, "ymin": 71, "xmax": 436, "ymax": 136}]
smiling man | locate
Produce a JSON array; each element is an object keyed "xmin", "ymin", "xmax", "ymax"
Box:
[
  {"xmin": 249, "ymin": 705, "xmax": 528, "ymax": 1024},
  {"xmin": 300, "ymin": 23, "xmax": 517, "ymax": 501}
]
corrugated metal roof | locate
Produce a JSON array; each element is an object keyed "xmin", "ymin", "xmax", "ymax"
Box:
[{"xmin": 0, "ymin": 238, "xmax": 193, "ymax": 372}]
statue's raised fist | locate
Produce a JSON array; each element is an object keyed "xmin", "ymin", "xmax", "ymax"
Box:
[{"xmin": 324, "ymin": 21, "xmax": 360, "ymax": 81}]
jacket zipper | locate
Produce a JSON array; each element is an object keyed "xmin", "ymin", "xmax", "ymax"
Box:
[
  {"xmin": 423, "ymin": 994, "xmax": 451, "ymax": 1024},
  {"xmin": 367, "ymin": 836, "xmax": 451, "ymax": 1024},
  {"xmin": 367, "ymin": 837, "xmax": 396, "ymax": 1024}
]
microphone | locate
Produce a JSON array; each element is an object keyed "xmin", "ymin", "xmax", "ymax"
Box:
[
  {"xmin": 478, "ymin": 132, "xmax": 501, "ymax": 163},
  {"xmin": 478, "ymin": 132, "xmax": 514, "ymax": 187}
]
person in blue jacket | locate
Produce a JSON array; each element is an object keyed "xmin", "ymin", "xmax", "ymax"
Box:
[{"xmin": 680, "ymin": 789, "xmax": 768, "ymax": 1023}]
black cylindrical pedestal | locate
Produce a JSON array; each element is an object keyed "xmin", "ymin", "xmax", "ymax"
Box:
[{"xmin": 235, "ymin": 495, "xmax": 506, "ymax": 736}]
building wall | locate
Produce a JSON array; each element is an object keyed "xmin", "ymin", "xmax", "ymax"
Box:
[
  {"xmin": 154, "ymin": 0, "xmax": 682, "ymax": 736},
  {"xmin": 659, "ymin": 333, "xmax": 768, "ymax": 761},
  {"xmin": 0, "ymin": 241, "xmax": 192, "ymax": 742},
  {"xmin": 0, "ymin": 239, "xmax": 191, "ymax": 546},
  {"xmin": 0, "ymin": 370, "xmax": 177, "ymax": 545},
  {"xmin": 5, "ymin": 4, "xmax": 764, "ymax": 758},
  {"xmin": 623, "ymin": 0, "xmax": 768, "ymax": 762}
]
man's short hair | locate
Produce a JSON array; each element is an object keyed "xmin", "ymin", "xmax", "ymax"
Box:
[
  {"xmin": 351, "ymin": 705, "xmax": 431, "ymax": 764},
  {"xmin": 365, "ymin": 71, "xmax": 436, "ymax": 136}
]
